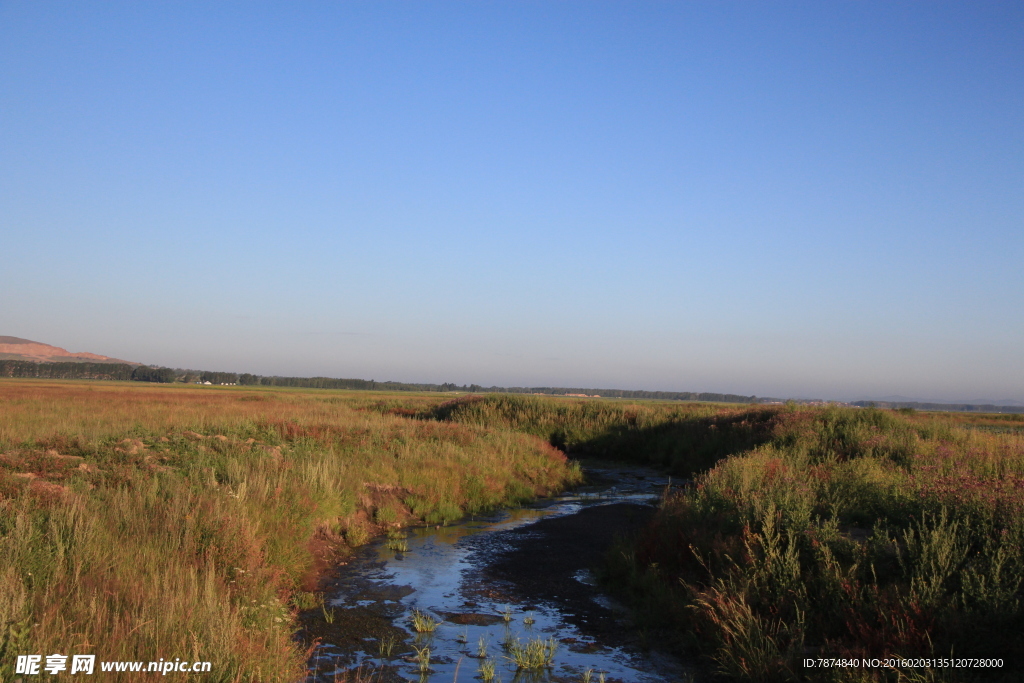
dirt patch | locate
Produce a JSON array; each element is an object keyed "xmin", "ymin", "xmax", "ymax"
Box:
[
  {"xmin": 440, "ymin": 611, "xmax": 505, "ymax": 626},
  {"xmin": 297, "ymin": 604, "xmax": 409, "ymax": 655},
  {"xmin": 470, "ymin": 502, "xmax": 655, "ymax": 638}
]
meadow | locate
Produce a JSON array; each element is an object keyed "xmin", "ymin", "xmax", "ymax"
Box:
[
  {"xmin": 600, "ymin": 405, "xmax": 1024, "ymax": 682},
  {"xmin": 3, "ymin": 382, "xmax": 1022, "ymax": 682},
  {"xmin": 0, "ymin": 381, "xmax": 579, "ymax": 681},
  {"xmin": 419, "ymin": 395, "xmax": 1024, "ymax": 681}
]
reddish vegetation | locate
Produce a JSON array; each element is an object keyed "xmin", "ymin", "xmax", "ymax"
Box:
[{"xmin": 0, "ymin": 379, "xmax": 584, "ymax": 680}]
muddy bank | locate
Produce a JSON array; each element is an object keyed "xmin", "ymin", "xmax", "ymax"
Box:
[
  {"xmin": 302, "ymin": 465, "xmax": 689, "ymax": 682},
  {"xmin": 471, "ymin": 502, "xmax": 655, "ymax": 638}
]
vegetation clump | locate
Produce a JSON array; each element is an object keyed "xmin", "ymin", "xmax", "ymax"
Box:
[
  {"xmin": 604, "ymin": 406, "xmax": 1024, "ymax": 681},
  {"xmin": 410, "ymin": 609, "xmax": 439, "ymax": 633},
  {"xmin": 503, "ymin": 635, "xmax": 558, "ymax": 669},
  {"xmin": 478, "ymin": 657, "xmax": 497, "ymax": 682}
]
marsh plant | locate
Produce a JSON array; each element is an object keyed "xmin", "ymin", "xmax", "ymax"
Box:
[
  {"xmin": 479, "ymin": 658, "xmax": 498, "ymax": 682},
  {"xmin": 477, "ymin": 635, "xmax": 488, "ymax": 658},
  {"xmin": 522, "ymin": 612, "xmax": 535, "ymax": 626},
  {"xmin": 457, "ymin": 628, "xmax": 469, "ymax": 644},
  {"xmin": 501, "ymin": 604, "xmax": 514, "ymax": 622},
  {"xmin": 377, "ymin": 634, "xmax": 398, "ymax": 659},
  {"xmin": 292, "ymin": 591, "xmax": 323, "ymax": 610},
  {"xmin": 412, "ymin": 645, "xmax": 431, "ymax": 674},
  {"xmin": 385, "ymin": 537, "xmax": 409, "ymax": 552},
  {"xmin": 504, "ymin": 636, "xmax": 558, "ymax": 670},
  {"xmin": 410, "ymin": 609, "xmax": 439, "ymax": 633},
  {"xmin": 320, "ymin": 604, "xmax": 335, "ymax": 624}
]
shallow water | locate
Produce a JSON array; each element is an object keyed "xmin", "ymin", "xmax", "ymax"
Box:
[{"xmin": 306, "ymin": 465, "xmax": 687, "ymax": 683}]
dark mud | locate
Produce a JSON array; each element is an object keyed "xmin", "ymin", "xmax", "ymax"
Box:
[
  {"xmin": 470, "ymin": 503, "xmax": 655, "ymax": 639},
  {"xmin": 303, "ymin": 465, "xmax": 693, "ymax": 682}
]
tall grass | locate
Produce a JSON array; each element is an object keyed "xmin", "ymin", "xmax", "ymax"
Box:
[
  {"xmin": 605, "ymin": 406, "xmax": 1024, "ymax": 681},
  {"xmin": 9, "ymin": 383, "xmax": 1019, "ymax": 681},
  {"xmin": 428, "ymin": 394, "xmax": 771, "ymax": 475},
  {"xmin": 0, "ymin": 380, "xmax": 582, "ymax": 681}
]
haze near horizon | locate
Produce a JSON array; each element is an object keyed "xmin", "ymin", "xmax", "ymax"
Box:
[{"xmin": 1, "ymin": 2, "xmax": 1021, "ymax": 402}]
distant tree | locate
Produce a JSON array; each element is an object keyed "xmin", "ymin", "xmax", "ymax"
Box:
[
  {"xmin": 0, "ymin": 360, "xmax": 134, "ymax": 381},
  {"xmin": 131, "ymin": 366, "xmax": 175, "ymax": 383}
]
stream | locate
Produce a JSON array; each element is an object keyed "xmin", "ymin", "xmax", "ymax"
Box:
[{"xmin": 304, "ymin": 464, "xmax": 691, "ymax": 683}]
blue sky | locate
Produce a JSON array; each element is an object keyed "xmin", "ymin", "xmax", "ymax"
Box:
[{"xmin": 2, "ymin": 2, "xmax": 1021, "ymax": 401}]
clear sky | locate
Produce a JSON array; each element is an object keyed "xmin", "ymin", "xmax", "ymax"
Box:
[{"xmin": 2, "ymin": 2, "xmax": 1021, "ymax": 401}]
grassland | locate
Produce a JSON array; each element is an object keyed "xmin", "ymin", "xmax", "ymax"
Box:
[
  {"xmin": 600, "ymin": 405, "xmax": 1024, "ymax": 682},
  {"xmin": 422, "ymin": 395, "xmax": 1024, "ymax": 681},
  {"xmin": 0, "ymin": 381, "xmax": 580, "ymax": 681},
  {"xmin": 4, "ymin": 383, "xmax": 1022, "ymax": 682}
]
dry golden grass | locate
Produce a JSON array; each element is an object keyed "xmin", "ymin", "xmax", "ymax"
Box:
[{"xmin": 0, "ymin": 379, "xmax": 580, "ymax": 681}]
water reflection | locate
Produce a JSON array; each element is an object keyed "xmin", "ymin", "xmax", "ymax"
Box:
[{"xmin": 307, "ymin": 465, "xmax": 686, "ymax": 682}]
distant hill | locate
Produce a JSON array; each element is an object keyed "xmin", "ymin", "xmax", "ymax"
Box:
[{"xmin": 0, "ymin": 336, "xmax": 138, "ymax": 365}]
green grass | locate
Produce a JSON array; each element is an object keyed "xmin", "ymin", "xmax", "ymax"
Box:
[
  {"xmin": 603, "ymin": 405, "xmax": 1024, "ymax": 682},
  {"xmin": 385, "ymin": 537, "xmax": 409, "ymax": 552},
  {"xmin": 291, "ymin": 591, "xmax": 323, "ymax": 610},
  {"xmin": 410, "ymin": 609, "xmax": 439, "ymax": 633},
  {"xmin": 10, "ymin": 381, "xmax": 1019, "ymax": 682},
  {"xmin": 478, "ymin": 657, "xmax": 497, "ymax": 682},
  {"xmin": 411, "ymin": 644, "xmax": 431, "ymax": 674},
  {"xmin": 377, "ymin": 634, "xmax": 398, "ymax": 658},
  {"xmin": 428, "ymin": 393, "xmax": 777, "ymax": 475},
  {"xmin": 503, "ymin": 635, "xmax": 558, "ymax": 669}
]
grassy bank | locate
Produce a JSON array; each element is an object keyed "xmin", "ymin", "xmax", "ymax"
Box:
[
  {"xmin": 604, "ymin": 405, "xmax": 1024, "ymax": 682},
  {"xmin": 9, "ymin": 384, "xmax": 1017, "ymax": 682},
  {"xmin": 426, "ymin": 395, "xmax": 1024, "ymax": 680},
  {"xmin": 0, "ymin": 381, "xmax": 581, "ymax": 681},
  {"xmin": 425, "ymin": 394, "xmax": 773, "ymax": 476}
]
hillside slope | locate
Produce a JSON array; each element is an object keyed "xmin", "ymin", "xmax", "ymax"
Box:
[{"xmin": 0, "ymin": 336, "xmax": 138, "ymax": 364}]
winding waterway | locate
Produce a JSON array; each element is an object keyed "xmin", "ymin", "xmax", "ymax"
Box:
[{"xmin": 305, "ymin": 464, "xmax": 690, "ymax": 683}]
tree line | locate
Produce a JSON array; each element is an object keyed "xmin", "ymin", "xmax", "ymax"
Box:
[
  {"xmin": 6, "ymin": 360, "xmax": 1020, "ymax": 413},
  {"xmin": 0, "ymin": 360, "xmax": 136, "ymax": 381},
  {"xmin": 851, "ymin": 400, "xmax": 1024, "ymax": 414},
  {"xmin": 0, "ymin": 360, "xmax": 764, "ymax": 404}
]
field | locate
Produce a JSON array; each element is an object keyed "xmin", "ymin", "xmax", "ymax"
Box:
[
  {"xmin": 0, "ymin": 381, "xmax": 579, "ymax": 681},
  {"xmin": 397, "ymin": 394, "xmax": 1024, "ymax": 681},
  {"xmin": 3, "ymin": 382, "xmax": 1022, "ymax": 682},
  {"xmin": 601, "ymin": 405, "xmax": 1024, "ymax": 682}
]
